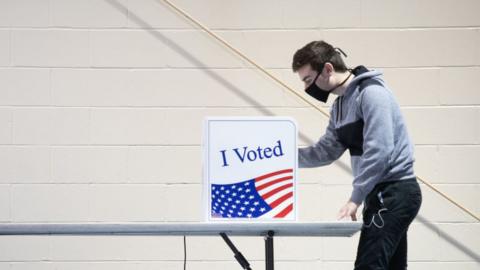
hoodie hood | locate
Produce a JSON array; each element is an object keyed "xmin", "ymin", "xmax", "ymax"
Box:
[{"xmin": 343, "ymin": 66, "xmax": 384, "ymax": 97}]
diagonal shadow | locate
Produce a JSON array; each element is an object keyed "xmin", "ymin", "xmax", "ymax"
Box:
[
  {"xmin": 105, "ymin": 0, "xmax": 352, "ymax": 175},
  {"xmin": 416, "ymin": 215, "xmax": 480, "ymax": 262}
]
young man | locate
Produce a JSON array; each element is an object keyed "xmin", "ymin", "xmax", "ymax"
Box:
[{"xmin": 292, "ymin": 40, "xmax": 422, "ymax": 270}]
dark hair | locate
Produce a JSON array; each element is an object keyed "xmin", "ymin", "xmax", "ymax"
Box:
[{"xmin": 292, "ymin": 40, "xmax": 348, "ymax": 73}]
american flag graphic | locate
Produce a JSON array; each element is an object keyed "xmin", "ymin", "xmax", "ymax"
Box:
[{"xmin": 211, "ymin": 168, "xmax": 294, "ymax": 219}]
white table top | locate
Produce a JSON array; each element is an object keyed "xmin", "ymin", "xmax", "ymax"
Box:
[{"xmin": 0, "ymin": 222, "xmax": 362, "ymax": 237}]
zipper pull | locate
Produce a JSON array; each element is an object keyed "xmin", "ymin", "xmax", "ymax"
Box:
[{"xmin": 377, "ymin": 191, "xmax": 384, "ymax": 205}]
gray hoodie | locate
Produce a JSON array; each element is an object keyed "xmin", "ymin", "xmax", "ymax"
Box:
[{"xmin": 298, "ymin": 66, "xmax": 416, "ymax": 205}]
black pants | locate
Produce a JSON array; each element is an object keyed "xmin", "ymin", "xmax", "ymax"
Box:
[{"xmin": 354, "ymin": 179, "xmax": 422, "ymax": 270}]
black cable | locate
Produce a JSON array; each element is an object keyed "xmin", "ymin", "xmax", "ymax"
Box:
[{"xmin": 183, "ymin": 235, "xmax": 187, "ymax": 270}]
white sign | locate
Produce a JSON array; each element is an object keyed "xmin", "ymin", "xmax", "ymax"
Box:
[{"xmin": 203, "ymin": 117, "xmax": 298, "ymax": 222}]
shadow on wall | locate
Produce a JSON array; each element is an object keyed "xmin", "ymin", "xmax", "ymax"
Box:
[
  {"xmin": 416, "ymin": 215, "xmax": 480, "ymax": 262},
  {"xmin": 105, "ymin": 0, "xmax": 479, "ymax": 263},
  {"xmin": 104, "ymin": 0, "xmax": 354, "ymax": 174}
]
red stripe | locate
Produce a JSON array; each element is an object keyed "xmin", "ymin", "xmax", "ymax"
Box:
[
  {"xmin": 269, "ymin": 192, "xmax": 293, "ymax": 209},
  {"xmin": 274, "ymin": 203, "xmax": 293, "ymax": 218},
  {"xmin": 256, "ymin": 176, "xmax": 292, "ymax": 191},
  {"xmin": 261, "ymin": 183, "xmax": 292, "ymax": 200},
  {"xmin": 255, "ymin": 169, "xmax": 293, "ymax": 182}
]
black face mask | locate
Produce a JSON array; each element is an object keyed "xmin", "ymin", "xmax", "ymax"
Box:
[
  {"xmin": 305, "ymin": 69, "xmax": 352, "ymax": 103},
  {"xmin": 305, "ymin": 71, "xmax": 331, "ymax": 103}
]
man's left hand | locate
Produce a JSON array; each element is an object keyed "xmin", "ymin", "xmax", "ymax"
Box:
[{"xmin": 337, "ymin": 200, "xmax": 359, "ymax": 221}]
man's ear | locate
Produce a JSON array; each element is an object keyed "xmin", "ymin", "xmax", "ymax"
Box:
[{"xmin": 323, "ymin": 62, "xmax": 335, "ymax": 77}]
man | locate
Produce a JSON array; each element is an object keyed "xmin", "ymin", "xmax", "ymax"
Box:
[{"xmin": 292, "ymin": 40, "xmax": 422, "ymax": 270}]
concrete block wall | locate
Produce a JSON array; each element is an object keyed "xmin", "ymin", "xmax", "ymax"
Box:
[{"xmin": 0, "ymin": 0, "xmax": 479, "ymax": 269}]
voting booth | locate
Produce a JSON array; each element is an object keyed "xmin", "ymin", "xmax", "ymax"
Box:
[
  {"xmin": 0, "ymin": 117, "xmax": 361, "ymax": 270},
  {"xmin": 203, "ymin": 117, "xmax": 298, "ymax": 222}
]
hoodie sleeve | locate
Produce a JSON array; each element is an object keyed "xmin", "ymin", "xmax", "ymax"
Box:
[
  {"xmin": 298, "ymin": 109, "xmax": 347, "ymax": 168},
  {"xmin": 349, "ymin": 85, "xmax": 395, "ymax": 205}
]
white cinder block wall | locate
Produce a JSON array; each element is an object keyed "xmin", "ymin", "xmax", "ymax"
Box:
[{"xmin": 0, "ymin": 0, "xmax": 479, "ymax": 269}]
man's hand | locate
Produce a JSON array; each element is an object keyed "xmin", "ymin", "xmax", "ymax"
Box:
[{"xmin": 337, "ymin": 200, "xmax": 359, "ymax": 221}]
